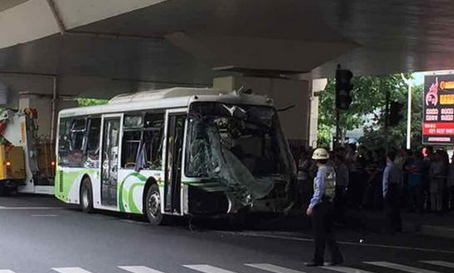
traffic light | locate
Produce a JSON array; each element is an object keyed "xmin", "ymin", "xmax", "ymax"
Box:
[
  {"xmin": 389, "ymin": 101, "xmax": 404, "ymax": 126},
  {"xmin": 335, "ymin": 66, "xmax": 354, "ymax": 110}
]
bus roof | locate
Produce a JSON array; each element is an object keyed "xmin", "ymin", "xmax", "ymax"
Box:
[
  {"xmin": 59, "ymin": 87, "xmax": 274, "ymax": 118},
  {"xmin": 108, "ymin": 87, "xmax": 229, "ymax": 104}
]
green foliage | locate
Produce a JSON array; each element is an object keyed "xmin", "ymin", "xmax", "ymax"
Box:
[
  {"xmin": 76, "ymin": 98, "xmax": 108, "ymax": 107},
  {"xmin": 317, "ymin": 74, "xmax": 422, "ymax": 150}
]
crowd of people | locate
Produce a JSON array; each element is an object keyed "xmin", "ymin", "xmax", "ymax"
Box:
[{"xmin": 292, "ymin": 144, "xmax": 454, "ymax": 218}]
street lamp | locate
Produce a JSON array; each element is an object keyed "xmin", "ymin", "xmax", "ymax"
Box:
[{"xmin": 401, "ymin": 74, "xmax": 412, "ymax": 149}]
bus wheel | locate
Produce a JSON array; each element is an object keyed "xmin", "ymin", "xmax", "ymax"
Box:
[
  {"xmin": 80, "ymin": 178, "xmax": 94, "ymax": 213},
  {"xmin": 145, "ymin": 184, "xmax": 164, "ymax": 225}
]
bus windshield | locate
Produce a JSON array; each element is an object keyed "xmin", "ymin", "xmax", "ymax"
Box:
[{"xmin": 185, "ymin": 102, "xmax": 294, "ymax": 208}]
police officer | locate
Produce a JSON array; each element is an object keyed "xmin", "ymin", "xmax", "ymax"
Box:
[{"xmin": 305, "ymin": 148, "xmax": 343, "ymax": 267}]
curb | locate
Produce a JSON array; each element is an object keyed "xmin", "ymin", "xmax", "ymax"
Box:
[{"xmin": 419, "ymin": 225, "xmax": 454, "ymax": 239}]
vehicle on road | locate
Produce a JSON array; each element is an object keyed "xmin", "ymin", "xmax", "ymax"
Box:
[
  {"xmin": 55, "ymin": 87, "xmax": 296, "ymax": 225},
  {"xmin": 0, "ymin": 109, "xmax": 55, "ymax": 195}
]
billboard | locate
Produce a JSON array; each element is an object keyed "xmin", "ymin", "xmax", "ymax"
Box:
[{"xmin": 423, "ymin": 74, "xmax": 454, "ymax": 145}]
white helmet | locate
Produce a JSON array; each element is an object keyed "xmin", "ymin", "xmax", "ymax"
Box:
[{"xmin": 312, "ymin": 148, "xmax": 329, "ymax": 160}]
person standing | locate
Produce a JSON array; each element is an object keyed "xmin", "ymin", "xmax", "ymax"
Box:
[
  {"xmin": 305, "ymin": 148, "xmax": 343, "ymax": 267},
  {"xmin": 406, "ymin": 151, "xmax": 424, "ymax": 213},
  {"xmin": 383, "ymin": 151, "xmax": 402, "ymax": 233},
  {"xmin": 334, "ymin": 154, "xmax": 349, "ymax": 223},
  {"xmin": 429, "ymin": 151, "xmax": 446, "ymax": 212},
  {"xmin": 447, "ymin": 153, "xmax": 454, "ymax": 212}
]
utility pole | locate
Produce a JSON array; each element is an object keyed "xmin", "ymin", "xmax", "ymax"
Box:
[
  {"xmin": 401, "ymin": 74, "xmax": 412, "ymax": 149},
  {"xmin": 384, "ymin": 81, "xmax": 390, "ymax": 153},
  {"xmin": 336, "ymin": 108, "xmax": 341, "ymax": 149}
]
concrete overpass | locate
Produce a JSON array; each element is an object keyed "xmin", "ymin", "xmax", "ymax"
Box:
[{"xmin": 0, "ymin": 0, "xmax": 453, "ymax": 145}]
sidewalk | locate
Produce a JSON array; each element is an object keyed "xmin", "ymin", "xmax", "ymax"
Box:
[
  {"xmin": 347, "ymin": 208, "xmax": 454, "ymax": 239},
  {"xmin": 243, "ymin": 207, "xmax": 454, "ymax": 239}
]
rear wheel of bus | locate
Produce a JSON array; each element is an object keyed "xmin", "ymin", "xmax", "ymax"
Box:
[
  {"xmin": 145, "ymin": 184, "xmax": 165, "ymax": 225},
  {"xmin": 80, "ymin": 178, "xmax": 94, "ymax": 213}
]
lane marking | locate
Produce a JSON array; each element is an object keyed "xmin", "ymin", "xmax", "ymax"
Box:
[
  {"xmin": 53, "ymin": 267, "xmax": 93, "ymax": 273},
  {"xmin": 214, "ymin": 231, "xmax": 454, "ymax": 255},
  {"xmin": 245, "ymin": 263, "xmax": 305, "ymax": 273},
  {"xmin": 0, "ymin": 207, "xmax": 65, "ymax": 210},
  {"xmin": 0, "ymin": 270, "xmax": 16, "ymax": 273},
  {"xmin": 184, "ymin": 265, "xmax": 237, "ymax": 273},
  {"xmin": 321, "ymin": 266, "xmax": 374, "ymax": 273},
  {"xmin": 364, "ymin": 261, "xmax": 440, "ymax": 273},
  {"xmin": 421, "ymin": 261, "xmax": 454, "ymax": 269},
  {"xmin": 31, "ymin": 214, "xmax": 59, "ymax": 217},
  {"xmin": 119, "ymin": 266, "xmax": 166, "ymax": 273}
]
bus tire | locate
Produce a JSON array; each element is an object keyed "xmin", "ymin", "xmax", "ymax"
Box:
[
  {"xmin": 80, "ymin": 178, "xmax": 94, "ymax": 213},
  {"xmin": 145, "ymin": 184, "xmax": 164, "ymax": 226}
]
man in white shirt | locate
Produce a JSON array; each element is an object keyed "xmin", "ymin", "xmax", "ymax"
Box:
[{"xmin": 383, "ymin": 151, "xmax": 402, "ymax": 233}]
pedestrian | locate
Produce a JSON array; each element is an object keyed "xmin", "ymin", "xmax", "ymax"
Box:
[
  {"xmin": 406, "ymin": 150, "xmax": 424, "ymax": 213},
  {"xmin": 334, "ymin": 153, "xmax": 349, "ymax": 223},
  {"xmin": 382, "ymin": 151, "xmax": 402, "ymax": 233},
  {"xmin": 446, "ymin": 154, "xmax": 454, "ymax": 212},
  {"xmin": 422, "ymin": 146, "xmax": 434, "ymax": 211},
  {"xmin": 429, "ymin": 151, "xmax": 445, "ymax": 212},
  {"xmin": 305, "ymin": 148, "xmax": 343, "ymax": 267}
]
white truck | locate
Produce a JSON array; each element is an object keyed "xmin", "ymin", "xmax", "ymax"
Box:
[{"xmin": 0, "ymin": 109, "xmax": 54, "ymax": 194}]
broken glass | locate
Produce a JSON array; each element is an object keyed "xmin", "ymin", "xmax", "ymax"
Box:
[{"xmin": 185, "ymin": 102, "xmax": 294, "ymax": 212}]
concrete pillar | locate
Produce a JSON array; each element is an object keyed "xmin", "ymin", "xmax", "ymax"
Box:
[
  {"xmin": 309, "ymin": 79, "xmax": 328, "ymax": 148},
  {"xmin": 19, "ymin": 94, "xmax": 77, "ymax": 139},
  {"xmin": 214, "ymin": 76, "xmax": 310, "ymax": 147}
]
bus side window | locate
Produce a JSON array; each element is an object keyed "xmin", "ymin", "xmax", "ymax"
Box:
[
  {"xmin": 58, "ymin": 118, "xmax": 71, "ymax": 166},
  {"xmin": 85, "ymin": 118, "xmax": 101, "ymax": 168},
  {"xmin": 121, "ymin": 130, "xmax": 142, "ymax": 169},
  {"xmin": 143, "ymin": 113, "xmax": 165, "ymax": 170},
  {"xmin": 121, "ymin": 114, "xmax": 143, "ymax": 169},
  {"xmin": 69, "ymin": 118, "xmax": 87, "ymax": 167}
]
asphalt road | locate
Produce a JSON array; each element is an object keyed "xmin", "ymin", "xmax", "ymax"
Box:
[{"xmin": 1, "ymin": 195, "xmax": 454, "ymax": 273}]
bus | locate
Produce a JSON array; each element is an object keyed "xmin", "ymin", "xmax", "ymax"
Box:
[{"xmin": 55, "ymin": 88, "xmax": 296, "ymax": 225}]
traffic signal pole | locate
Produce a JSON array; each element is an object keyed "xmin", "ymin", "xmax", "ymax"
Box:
[
  {"xmin": 336, "ymin": 108, "xmax": 341, "ymax": 148},
  {"xmin": 335, "ymin": 65, "xmax": 353, "ymax": 149}
]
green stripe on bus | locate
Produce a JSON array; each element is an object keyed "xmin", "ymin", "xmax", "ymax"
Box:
[{"xmin": 119, "ymin": 172, "xmax": 147, "ymax": 212}]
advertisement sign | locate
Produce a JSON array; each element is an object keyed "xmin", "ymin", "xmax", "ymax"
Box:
[{"xmin": 423, "ymin": 74, "xmax": 454, "ymax": 145}]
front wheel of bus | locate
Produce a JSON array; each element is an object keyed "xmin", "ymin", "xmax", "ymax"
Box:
[
  {"xmin": 145, "ymin": 184, "xmax": 164, "ymax": 225},
  {"xmin": 80, "ymin": 178, "xmax": 94, "ymax": 213}
]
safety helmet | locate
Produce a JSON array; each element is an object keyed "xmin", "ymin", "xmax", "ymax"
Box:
[{"xmin": 312, "ymin": 148, "xmax": 329, "ymax": 160}]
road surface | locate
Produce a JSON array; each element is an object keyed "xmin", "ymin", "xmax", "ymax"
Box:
[{"xmin": 0, "ymin": 195, "xmax": 453, "ymax": 273}]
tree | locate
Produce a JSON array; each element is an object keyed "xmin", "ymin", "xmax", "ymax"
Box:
[
  {"xmin": 76, "ymin": 98, "xmax": 108, "ymax": 107},
  {"xmin": 359, "ymin": 84, "xmax": 423, "ymax": 150},
  {"xmin": 317, "ymin": 74, "xmax": 416, "ymax": 149}
]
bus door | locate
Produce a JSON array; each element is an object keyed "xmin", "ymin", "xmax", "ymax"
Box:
[
  {"xmin": 100, "ymin": 115, "xmax": 122, "ymax": 206},
  {"xmin": 164, "ymin": 111, "xmax": 186, "ymax": 214}
]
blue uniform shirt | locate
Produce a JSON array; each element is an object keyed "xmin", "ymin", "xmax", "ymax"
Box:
[{"xmin": 309, "ymin": 165, "xmax": 336, "ymax": 209}]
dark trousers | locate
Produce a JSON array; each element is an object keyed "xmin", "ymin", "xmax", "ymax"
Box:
[
  {"xmin": 384, "ymin": 184, "xmax": 402, "ymax": 232},
  {"xmin": 311, "ymin": 202, "xmax": 343, "ymax": 264},
  {"xmin": 448, "ymin": 186, "xmax": 454, "ymax": 211},
  {"xmin": 334, "ymin": 186, "xmax": 346, "ymax": 223},
  {"xmin": 408, "ymin": 184, "xmax": 423, "ymax": 213}
]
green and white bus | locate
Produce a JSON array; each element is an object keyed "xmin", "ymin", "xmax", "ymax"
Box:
[{"xmin": 55, "ymin": 88, "xmax": 295, "ymax": 225}]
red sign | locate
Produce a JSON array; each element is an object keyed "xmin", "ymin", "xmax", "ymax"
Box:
[{"xmin": 423, "ymin": 74, "xmax": 454, "ymax": 145}]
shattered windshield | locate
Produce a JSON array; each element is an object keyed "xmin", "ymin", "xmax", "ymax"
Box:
[{"xmin": 185, "ymin": 102, "xmax": 293, "ymax": 209}]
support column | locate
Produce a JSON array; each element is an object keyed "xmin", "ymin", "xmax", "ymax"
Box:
[
  {"xmin": 19, "ymin": 93, "xmax": 76, "ymax": 140},
  {"xmin": 309, "ymin": 79, "xmax": 328, "ymax": 148}
]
